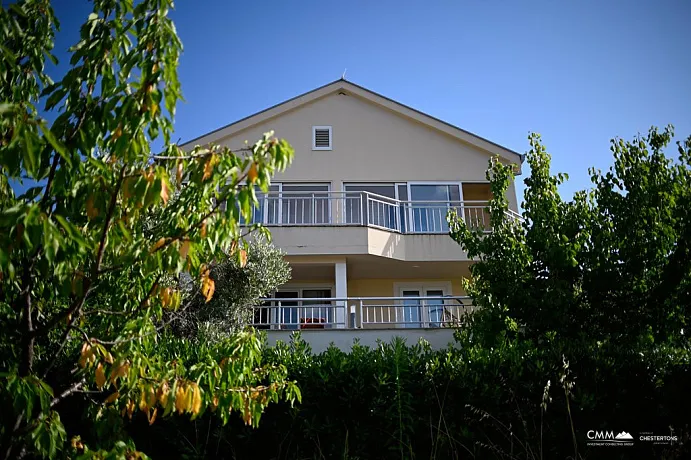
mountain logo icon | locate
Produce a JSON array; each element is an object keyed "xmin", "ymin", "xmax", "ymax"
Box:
[{"xmin": 615, "ymin": 432, "xmax": 633, "ymax": 440}]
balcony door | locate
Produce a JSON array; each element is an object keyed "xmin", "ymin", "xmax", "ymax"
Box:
[
  {"xmin": 268, "ymin": 288, "xmax": 333, "ymax": 329},
  {"xmin": 406, "ymin": 183, "xmax": 461, "ymax": 233},
  {"xmin": 397, "ymin": 283, "xmax": 450, "ymax": 328}
]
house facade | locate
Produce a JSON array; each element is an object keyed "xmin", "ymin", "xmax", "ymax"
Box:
[{"xmin": 182, "ymin": 80, "xmax": 523, "ymax": 350}]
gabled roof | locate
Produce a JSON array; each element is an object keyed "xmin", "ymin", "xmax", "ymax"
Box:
[{"xmin": 181, "ymin": 79, "xmax": 524, "ymax": 167}]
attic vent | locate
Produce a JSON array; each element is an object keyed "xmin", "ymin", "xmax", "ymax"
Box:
[{"xmin": 312, "ymin": 126, "xmax": 332, "ymax": 150}]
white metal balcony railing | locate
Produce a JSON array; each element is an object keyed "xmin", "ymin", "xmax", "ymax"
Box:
[
  {"xmin": 251, "ymin": 296, "xmax": 474, "ymax": 329},
  {"xmin": 242, "ymin": 191, "xmax": 508, "ymax": 234}
]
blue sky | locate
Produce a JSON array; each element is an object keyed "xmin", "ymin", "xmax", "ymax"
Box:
[{"xmin": 49, "ymin": 0, "xmax": 691, "ymax": 203}]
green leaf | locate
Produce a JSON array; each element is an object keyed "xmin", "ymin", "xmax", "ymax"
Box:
[
  {"xmin": 0, "ymin": 103, "xmax": 15, "ymax": 117},
  {"xmin": 43, "ymin": 87, "xmax": 67, "ymax": 111},
  {"xmin": 39, "ymin": 123, "xmax": 71, "ymax": 166},
  {"xmin": 22, "ymin": 128, "xmax": 39, "ymax": 177}
]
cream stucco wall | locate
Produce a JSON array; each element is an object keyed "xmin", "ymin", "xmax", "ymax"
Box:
[
  {"xmin": 348, "ymin": 278, "xmax": 466, "ymax": 297},
  {"xmin": 264, "ymin": 328, "xmax": 458, "ymax": 352},
  {"xmin": 214, "ymin": 91, "xmax": 520, "ymax": 211},
  {"xmin": 264, "ymin": 226, "xmax": 471, "ymax": 261}
]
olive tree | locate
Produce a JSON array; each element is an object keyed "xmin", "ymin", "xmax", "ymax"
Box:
[{"xmin": 175, "ymin": 238, "xmax": 292, "ymax": 341}]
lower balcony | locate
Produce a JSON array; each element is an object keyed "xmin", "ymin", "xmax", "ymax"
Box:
[{"xmin": 252, "ymin": 295, "xmax": 474, "ymax": 352}]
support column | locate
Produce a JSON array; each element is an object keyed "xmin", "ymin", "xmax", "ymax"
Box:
[
  {"xmin": 333, "ymin": 180, "xmax": 344, "ymax": 225},
  {"xmin": 335, "ymin": 262, "xmax": 347, "ymax": 328}
]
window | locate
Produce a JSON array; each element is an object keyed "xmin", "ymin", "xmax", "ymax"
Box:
[
  {"xmin": 312, "ymin": 126, "xmax": 332, "ymax": 150},
  {"xmin": 406, "ymin": 183, "xmax": 461, "ymax": 233}
]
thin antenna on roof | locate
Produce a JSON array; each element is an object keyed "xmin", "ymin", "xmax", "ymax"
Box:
[{"xmin": 341, "ymin": 68, "xmax": 347, "ymax": 80}]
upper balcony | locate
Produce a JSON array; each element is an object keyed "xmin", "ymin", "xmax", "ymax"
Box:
[
  {"xmin": 244, "ymin": 191, "xmax": 519, "ymax": 261},
  {"xmin": 247, "ymin": 191, "xmax": 502, "ymax": 233}
]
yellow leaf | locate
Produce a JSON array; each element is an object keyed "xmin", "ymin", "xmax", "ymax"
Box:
[
  {"xmin": 148, "ymin": 407, "xmax": 158, "ymax": 425},
  {"xmin": 110, "ymin": 361, "xmax": 130, "ymax": 383},
  {"xmin": 175, "ymin": 384, "xmax": 187, "ymax": 414},
  {"xmin": 147, "ymin": 386, "xmax": 157, "ymax": 408},
  {"xmin": 238, "ymin": 249, "xmax": 248, "ymax": 268},
  {"xmin": 176, "ymin": 161, "xmax": 184, "ymax": 185},
  {"xmin": 139, "ymin": 387, "xmax": 148, "ymax": 411},
  {"xmin": 151, "ymin": 237, "xmax": 167, "ymax": 252},
  {"xmin": 104, "ymin": 391, "xmax": 120, "ymax": 404},
  {"xmin": 79, "ymin": 343, "xmax": 93, "ymax": 368},
  {"xmin": 210, "ymin": 395, "xmax": 219, "ymax": 412},
  {"xmin": 202, "ymin": 155, "xmax": 217, "ymax": 181},
  {"xmin": 161, "ymin": 287, "xmax": 171, "ymax": 308},
  {"xmin": 200, "ymin": 220, "xmax": 207, "ymax": 238},
  {"xmin": 157, "ymin": 381, "xmax": 170, "ymax": 407},
  {"xmin": 242, "ymin": 402, "xmax": 252, "ymax": 426},
  {"xmin": 191, "ymin": 383, "xmax": 202, "ymax": 415},
  {"xmin": 179, "ymin": 240, "xmax": 190, "ymax": 260},
  {"xmin": 104, "ymin": 351, "xmax": 114, "ymax": 364},
  {"xmin": 122, "ymin": 177, "xmax": 134, "ymax": 201},
  {"xmin": 86, "ymin": 197, "xmax": 98, "ymax": 219},
  {"xmin": 126, "ymin": 399, "xmax": 135, "ymax": 419},
  {"xmin": 71, "ymin": 436, "xmax": 84, "ymax": 451},
  {"xmin": 144, "ymin": 168, "xmax": 155, "ymax": 183},
  {"xmin": 160, "ymin": 180, "xmax": 170, "ymax": 204},
  {"xmin": 171, "ymin": 290, "xmax": 181, "ymax": 310},
  {"xmin": 200, "ymin": 267, "xmax": 215, "ymax": 303},
  {"xmin": 247, "ymin": 162, "xmax": 258, "ymax": 183},
  {"xmin": 95, "ymin": 363, "xmax": 106, "ymax": 389}
]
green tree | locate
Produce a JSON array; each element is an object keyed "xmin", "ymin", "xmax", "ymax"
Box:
[
  {"xmin": 175, "ymin": 237, "xmax": 292, "ymax": 341},
  {"xmin": 448, "ymin": 126, "xmax": 690, "ymax": 351},
  {"xmin": 0, "ymin": 1, "xmax": 298, "ymax": 458},
  {"xmin": 445, "ymin": 126, "xmax": 691, "ymax": 458}
]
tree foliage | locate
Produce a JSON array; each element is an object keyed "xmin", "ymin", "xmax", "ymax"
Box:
[
  {"xmin": 0, "ymin": 1, "xmax": 298, "ymax": 458},
  {"xmin": 125, "ymin": 333, "xmax": 690, "ymax": 459},
  {"xmin": 174, "ymin": 238, "xmax": 292, "ymax": 341},
  {"xmin": 449, "ymin": 126, "xmax": 691, "ymax": 351}
]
